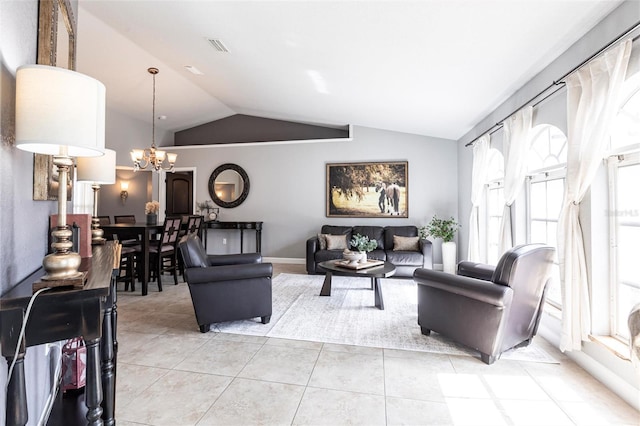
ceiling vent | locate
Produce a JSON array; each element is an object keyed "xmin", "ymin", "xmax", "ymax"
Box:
[{"xmin": 208, "ymin": 38, "xmax": 229, "ymax": 53}]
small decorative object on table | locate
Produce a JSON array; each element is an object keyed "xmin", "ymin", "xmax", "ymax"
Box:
[
  {"xmin": 420, "ymin": 215, "xmax": 460, "ymax": 274},
  {"xmin": 350, "ymin": 233, "xmax": 378, "ymax": 263},
  {"xmin": 197, "ymin": 200, "xmax": 219, "ymax": 221},
  {"xmin": 342, "ymin": 249, "xmax": 361, "ymax": 266},
  {"xmin": 145, "ymin": 200, "xmax": 160, "ymax": 225}
]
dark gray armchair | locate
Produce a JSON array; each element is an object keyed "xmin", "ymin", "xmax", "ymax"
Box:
[
  {"xmin": 178, "ymin": 234, "xmax": 273, "ymax": 333},
  {"xmin": 413, "ymin": 244, "xmax": 555, "ymax": 364}
]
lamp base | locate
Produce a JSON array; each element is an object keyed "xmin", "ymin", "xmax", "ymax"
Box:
[
  {"xmin": 41, "ymin": 250, "xmax": 83, "ymax": 281},
  {"xmin": 90, "ymin": 211, "xmax": 105, "ymax": 245},
  {"xmin": 33, "ymin": 271, "xmax": 87, "ymax": 292},
  {"xmin": 38, "ymin": 154, "xmax": 86, "ymax": 289}
]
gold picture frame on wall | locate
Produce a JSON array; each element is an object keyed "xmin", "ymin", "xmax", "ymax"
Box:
[
  {"xmin": 326, "ymin": 161, "xmax": 409, "ymax": 218},
  {"xmin": 33, "ymin": 0, "xmax": 77, "ymax": 201}
]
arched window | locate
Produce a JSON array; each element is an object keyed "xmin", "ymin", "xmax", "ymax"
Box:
[
  {"xmin": 528, "ymin": 124, "xmax": 567, "ymax": 171},
  {"xmin": 610, "ymin": 72, "xmax": 640, "ymax": 153}
]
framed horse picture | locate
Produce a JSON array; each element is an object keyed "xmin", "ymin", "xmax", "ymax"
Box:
[{"xmin": 326, "ymin": 161, "xmax": 408, "ymax": 218}]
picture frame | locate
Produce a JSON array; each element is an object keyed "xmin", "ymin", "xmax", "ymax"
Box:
[
  {"xmin": 33, "ymin": 0, "xmax": 76, "ymax": 201},
  {"xmin": 326, "ymin": 161, "xmax": 408, "ymax": 218},
  {"xmin": 33, "ymin": 154, "xmax": 74, "ymax": 201}
]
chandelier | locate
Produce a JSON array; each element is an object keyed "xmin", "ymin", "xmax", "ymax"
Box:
[{"xmin": 130, "ymin": 67, "xmax": 177, "ymax": 172}]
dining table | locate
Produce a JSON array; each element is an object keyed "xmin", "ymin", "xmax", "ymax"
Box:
[{"xmin": 101, "ymin": 222, "xmax": 163, "ymax": 296}]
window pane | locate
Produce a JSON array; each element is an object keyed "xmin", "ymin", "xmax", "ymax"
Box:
[
  {"xmin": 546, "ymin": 222, "xmax": 558, "ymax": 248},
  {"xmin": 530, "ymin": 220, "xmax": 547, "ymax": 244},
  {"xmin": 529, "ymin": 182, "xmax": 546, "ymax": 219},
  {"xmin": 529, "ymin": 125, "xmax": 567, "ymax": 172},
  {"xmin": 547, "ymin": 178, "xmax": 564, "ymax": 219},
  {"xmin": 617, "ymin": 283, "xmax": 640, "ymax": 340},
  {"xmin": 610, "ymin": 74, "xmax": 640, "ymax": 151},
  {"xmin": 612, "ymin": 160, "xmax": 640, "ymax": 340},
  {"xmin": 546, "ymin": 264, "xmax": 562, "ymax": 308},
  {"xmin": 616, "ymin": 164, "xmax": 640, "ymax": 225},
  {"xmin": 618, "ymin": 225, "xmax": 640, "ymax": 285}
]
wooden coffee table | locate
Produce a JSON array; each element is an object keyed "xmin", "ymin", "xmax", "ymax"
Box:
[{"xmin": 318, "ymin": 260, "xmax": 396, "ymax": 310}]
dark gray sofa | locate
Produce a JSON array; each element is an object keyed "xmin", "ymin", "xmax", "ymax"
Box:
[{"xmin": 306, "ymin": 225, "xmax": 433, "ymax": 277}]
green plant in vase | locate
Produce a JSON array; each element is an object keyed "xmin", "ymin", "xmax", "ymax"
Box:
[
  {"xmin": 420, "ymin": 215, "xmax": 460, "ymax": 274},
  {"xmin": 350, "ymin": 233, "xmax": 378, "ymax": 263},
  {"xmin": 420, "ymin": 215, "xmax": 460, "ymax": 242}
]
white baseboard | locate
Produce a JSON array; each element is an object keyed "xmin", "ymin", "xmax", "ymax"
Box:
[
  {"xmin": 539, "ymin": 318, "xmax": 640, "ymax": 411},
  {"xmin": 566, "ymin": 349, "xmax": 640, "ymax": 411}
]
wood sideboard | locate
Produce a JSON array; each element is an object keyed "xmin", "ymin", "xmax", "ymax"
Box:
[{"xmin": 1, "ymin": 242, "xmax": 118, "ymax": 426}]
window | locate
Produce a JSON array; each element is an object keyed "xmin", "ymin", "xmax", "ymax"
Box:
[
  {"xmin": 607, "ymin": 72, "xmax": 640, "ymax": 342},
  {"xmin": 484, "ymin": 149, "xmax": 504, "ymax": 265},
  {"xmin": 72, "ymin": 173, "xmax": 94, "ymax": 215},
  {"xmin": 608, "ymin": 153, "xmax": 640, "ymax": 341},
  {"xmin": 609, "ymin": 72, "xmax": 640, "ymax": 154},
  {"xmin": 526, "ymin": 124, "xmax": 567, "ymax": 308}
]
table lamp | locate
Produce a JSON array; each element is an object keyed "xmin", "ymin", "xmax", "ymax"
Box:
[
  {"xmin": 15, "ymin": 64, "xmax": 106, "ymax": 285},
  {"xmin": 77, "ymin": 149, "xmax": 116, "ymax": 245}
]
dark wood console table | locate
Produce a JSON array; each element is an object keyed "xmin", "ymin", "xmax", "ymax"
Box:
[
  {"xmin": 203, "ymin": 221, "xmax": 263, "ymax": 253},
  {"xmin": 1, "ymin": 243, "xmax": 118, "ymax": 426}
]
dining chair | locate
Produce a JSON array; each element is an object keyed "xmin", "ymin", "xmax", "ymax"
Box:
[
  {"xmin": 113, "ymin": 214, "xmax": 141, "ymax": 247},
  {"xmin": 114, "ymin": 215, "xmax": 136, "ymax": 224},
  {"xmin": 97, "ymin": 215, "xmax": 111, "ymax": 226},
  {"xmin": 149, "ymin": 216, "xmax": 183, "ymax": 291},
  {"xmin": 184, "ymin": 215, "xmax": 204, "ymax": 237},
  {"xmin": 177, "ymin": 215, "xmax": 205, "ymax": 276},
  {"xmin": 118, "ymin": 245, "xmax": 138, "ymax": 292}
]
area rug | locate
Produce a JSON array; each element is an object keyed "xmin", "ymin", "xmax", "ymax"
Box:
[{"xmin": 214, "ymin": 273, "xmax": 558, "ymax": 363}]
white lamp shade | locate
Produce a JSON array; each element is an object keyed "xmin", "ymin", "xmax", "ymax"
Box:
[
  {"xmin": 76, "ymin": 149, "xmax": 116, "ymax": 184},
  {"xmin": 15, "ymin": 64, "xmax": 106, "ymax": 157}
]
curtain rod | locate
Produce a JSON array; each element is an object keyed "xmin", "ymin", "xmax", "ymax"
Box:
[{"xmin": 464, "ymin": 19, "xmax": 640, "ymax": 148}]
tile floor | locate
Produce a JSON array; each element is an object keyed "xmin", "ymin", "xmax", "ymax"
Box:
[{"xmin": 113, "ymin": 264, "xmax": 639, "ymax": 426}]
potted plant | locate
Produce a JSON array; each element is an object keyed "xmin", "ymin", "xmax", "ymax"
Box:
[
  {"xmin": 145, "ymin": 200, "xmax": 160, "ymax": 225},
  {"xmin": 421, "ymin": 215, "xmax": 460, "ymax": 273},
  {"xmin": 350, "ymin": 233, "xmax": 378, "ymax": 263}
]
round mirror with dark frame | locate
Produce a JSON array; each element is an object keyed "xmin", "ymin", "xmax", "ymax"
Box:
[{"xmin": 208, "ymin": 163, "xmax": 250, "ymax": 208}]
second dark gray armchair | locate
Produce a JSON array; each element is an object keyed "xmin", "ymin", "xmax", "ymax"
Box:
[
  {"xmin": 414, "ymin": 244, "xmax": 556, "ymax": 364},
  {"xmin": 178, "ymin": 234, "xmax": 273, "ymax": 332}
]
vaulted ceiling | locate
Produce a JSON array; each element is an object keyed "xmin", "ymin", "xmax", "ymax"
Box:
[{"xmin": 77, "ymin": 0, "xmax": 622, "ymax": 141}]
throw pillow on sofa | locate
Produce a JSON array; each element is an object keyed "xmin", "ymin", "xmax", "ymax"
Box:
[
  {"xmin": 393, "ymin": 235, "xmax": 420, "ymax": 251},
  {"xmin": 317, "ymin": 233, "xmax": 330, "ymax": 250},
  {"xmin": 326, "ymin": 234, "xmax": 348, "ymax": 250}
]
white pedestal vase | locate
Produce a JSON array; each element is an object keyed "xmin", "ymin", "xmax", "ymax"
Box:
[{"xmin": 442, "ymin": 241, "xmax": 457, "ymax": 274}]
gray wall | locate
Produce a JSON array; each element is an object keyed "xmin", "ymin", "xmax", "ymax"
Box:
[
  {"xmin": 0, "ymin": 1, "xmax": 76, "ymax": 423},
  {"xmin": 98, "ymin": 168, "xmax": 153, "ymax": 223},
  {"xmin": 151, "ymin": 125, "xmax": 458, "ymax": 260},
  {"xmin": 0, "ymin": 0, "xmax": 55, "ymax": 294}
]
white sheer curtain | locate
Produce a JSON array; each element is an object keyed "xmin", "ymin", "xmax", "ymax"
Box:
[
  {"xmin": 467, "ymin": 134, "xmax": 490, "ymax": 262},
  {"xmin": 498, "ymin": 106, "xmax": 533, "ymax": 255},
  {"xmin": 558, "ymin": 39, "xmax": 632, "ymax": 352}
]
